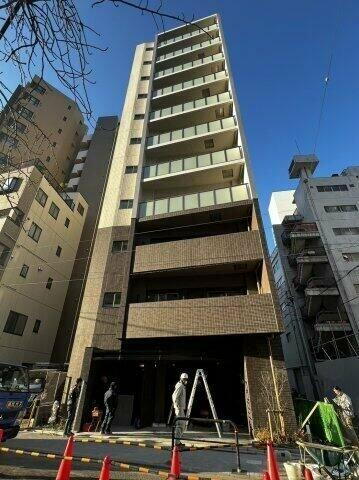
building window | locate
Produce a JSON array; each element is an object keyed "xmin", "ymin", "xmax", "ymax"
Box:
[
  {"xmin": 46, "ymin": 277, "xmax": 53, "ymax": 290},
  {"xmin": 317, "ymin": 185, "xmax": 348, "ymax": 192},
  {"xmin": 0, "ymin": 131, "xmax": 18, "ymax": 147},
  {"xmin": 0, "ymin": 243, "xmax": 10, "ymax": 266},
  {"xmin": 130, "ymin": 138, "xmax": 141, "ymax": 144},
  {"xmin": 202, "ymin": 88, "xmax": 211, "ymax": 97},
  {"xmin": 68, "ymin": 105, "xmax": 72, "ymax": 110},
  {"xmin": 20, "ymin": 264, "xmax": 29, "ymax": 278},
  {"xmin": 49, "ymin": 202, "xmax": 60, "ymax": 219},
  {"xmin": 324, "ymin": 205, "xmax": 358, "ymax": 213},
  {"xmin": 63, "ymin": 116, "xmax": 67, "ymax": 121},
  {"xmin": 204, "ymin": 139, "xmax": 214, "ymax": 149},
  {"xmin": 3, "ymin": 310, "xmax": 28, "ymax": 336},
  {"xmin": 56, "ymin": 245, "xmax": 62, "ymax": 257},
  {"xmin": 28, "ymin": 222, "xmax": 42, "ymax": 242},
  {"xmin": 46, "ymin": 156, "xmax": 51, "ymax": 162},
  {"xmin": 0, "ymin": 154, "xmax": 10, "ymax": 166},
  {"xmin": 7, "ymin": 118, "xmax": 27, "ymax": 133},
  {"xmin": 52, "ymin": 141, "xmax": 57, "ymax": 147},
  {"xmin": 342, "ymin": 252, "xmax": 359, "ymax": 262},
  {"xmin": 333, "ymin": 227, "xmax": 359, "ymax": 236},
  {"xmin": 125, "ymin": 166, "xmax": 138, "ymax": 174},
  {"xmin": 35, "ymin": 188, "xmax": 48, "ymax": 207},
  {"xmin": 143, "ymin": 61, "xmax": 151, "ymax": 65},
  {"xmin": 33, "ymin": 84, "xmax": 46, "ymax": 95},
  {"xmin": 23, "ymin": 92, "xmax": 40, "ymax": 106},
  {"xmin": 0, "ymin": 177, "xmax": 21, "ymax": 194},
  {"xmin": 120, "ymin": 199, "xmax": 133, "ymax": 209},
  {"xmin": 112, "ymin": 240, "xmax": 128, "ymax": 252},
  {"xmin": 65, "ymin": 217, "xmax": 70, "ymax": 228},
  {"xmin": 16, "ymin": 104, "xmax": 33, "ymax": 120},
  {"xmin": 198, "ymin": 52, "xmax": 205, "ymax": 59},
  {"xmin": 103, "ymin": 292, "xmax": 121, "ymax": 308},
  {"xmin": 77, "ymin": 203, "xmax": 84, "ymax": 216},
  {"xmin": 146, "ymin": 47, "xmax": 154, "ymax": 51},
  {"xmin": 141, "ymin": 76, "xmax": 150, "ymax": 80},
  {"xmin": 134, "ymin": 114, "xmax": 145, "ymax": 120},
  {"xmin": 33, "ymin": 320, "xmax": 41, "ymax": 334},
  {"xmin": 58, "ymin": 128, "xmax": 62, "ymax": 134},
  {"xmin": 137, "ymin": 93, "xmax": 147, "ymax": 99},
  {"xmin": 272, "ymin": 261, "xmax": 279, "ymax": 273}
]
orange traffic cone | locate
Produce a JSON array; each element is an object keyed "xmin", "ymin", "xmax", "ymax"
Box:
[
  {"xmin": 168, "ymin": 446, "xmax": 181, "ymax": 479},
  {"xmin": 55, "ymin": 434, "xmax": 74, "ymax": 480},
  {"xmin": 99, "ymin": 456, "xmax": 111, "ymax": 480},
  {"xmin": 262, "ymin": 472, "xmax": 271, "ymax": 480},
  {"xmin": 304, "ymin": 467, "xmax": 314, "ymax": 480},
  {"xmin": 267, "ymin": 442, "xmax": 280, "ymax": 480}
]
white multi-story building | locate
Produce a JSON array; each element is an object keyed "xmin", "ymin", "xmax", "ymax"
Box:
[{"xmin": 270, "ymin": 155, "xmax": 359, "ymax": 411}]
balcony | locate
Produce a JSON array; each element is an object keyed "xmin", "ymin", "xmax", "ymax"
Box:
[
  {"xmin": 138, "ymin": 183, "xmax": 250, "ymax": 219},
  {"xmin": 126, "ymin": 293, "xmax": 279, "ymax": 339},
  {"xmin": 282, "ymin": 222, "xmax": 320, "ymax": 252},
  {"xmin": 157, "ymin": 37, "xmax": 220, "ymax": 62},
  {"xmin": 304, "ymin": 277, "xmax": 339, "ymax": 317},
  {"xmin": 314, "ymin": 310, "xmax": 352, "ymax": 332},
  {"xmin": 133, "ymin": 230, "xmax": 261, "ymax": 273},
  {"xmin": 153, "ymin": 53, "xmax": 225, "ymax": 88},
  {"xmin": 148, "ymin": 91, "xmax": 232, "ymax": 131},
  {"xmin": 157, "ymin": 23, "xmax": 218, "ymax": 49},
  {"xmin": 146, "ymin": 116, "xmax": 237, "ymax": 158},
  {"xmin": 143, "ymin": 146, "xmax": 243, "ymax": 188}
]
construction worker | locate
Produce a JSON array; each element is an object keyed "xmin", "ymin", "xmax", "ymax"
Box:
[
  {"xmin": 172, "ymin": 372, "xmax": 188, "ymax": 448},
  {"xmin": 101, "ymin": 382, "xmax": 118, "ymax": 435},
  {"xmin": 333, "ymin": 386, "xmax": 355, "ymax": 428},
  {"xmin": 64, "ymin": 378, "xmax": 82, "ymax": 436}
]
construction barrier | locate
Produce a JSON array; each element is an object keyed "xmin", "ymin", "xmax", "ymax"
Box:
[{"xmin": 0, "ymin": 445, "xmax": 224, "ymax": 480}]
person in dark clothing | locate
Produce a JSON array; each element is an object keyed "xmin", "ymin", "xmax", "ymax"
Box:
[
  {"xmin": 64, "ymin": 378, "xmax": 82, "ymax": 436},
  {"xmin": 101, "ymin": 382, "xmax": 118, "ymax": 434}
]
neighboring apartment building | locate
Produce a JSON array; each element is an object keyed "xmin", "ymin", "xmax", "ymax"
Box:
[
  {"xmin": 0, "ymin": 75, "xmax": 86, "ymax": 184},
  {"xmin": 0, "ymin": 162, "xmax": 87, "ymax": 365},
  {"xmin": 51, "ymin": 116, "xmax": 118, "ymax": 363},
  {"xmin": 67, "ymin": 14, "xmax": 295, "ymax": 435},
  {"xmin": 270, "ymin": 155, "xmax": 359, "ymax": 412}
]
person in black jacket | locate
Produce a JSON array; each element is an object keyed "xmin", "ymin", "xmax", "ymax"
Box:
[
  {"xmin": 64, "ymin": 378, "xmax": 82, "ymax": 436},
  {"xmin": 101, "ymin": 382, "xmax": 118, "ymax": 434}
]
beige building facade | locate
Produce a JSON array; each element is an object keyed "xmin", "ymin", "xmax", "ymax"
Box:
[
  {"xmin": 0, "ymin": 164, "xmax": 87, "ymax": 364},
  {"xmin": 68, "ymin": 15, "xmax": 295, "ymax": 435}
]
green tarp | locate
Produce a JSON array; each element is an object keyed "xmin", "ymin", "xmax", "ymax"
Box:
[{"xmin": 295, "ymin": 399, "xmax": 345, "ymax": 447}]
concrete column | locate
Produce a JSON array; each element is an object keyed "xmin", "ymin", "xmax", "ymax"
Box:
[{"xmin": 73, "ymin": 347, "xmax": 93, "ymax": 432}]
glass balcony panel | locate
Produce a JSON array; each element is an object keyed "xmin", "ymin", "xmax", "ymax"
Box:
[
  {"xmin": 226, "ymin": 147, "xmax": 240, "ymax": 162},
  {"xmin": 193, "ymin": 59, "xmax": 201, "ymax": 67},
  {"xmin": 162, "ymin": 107, "xmax": 172, "ymax": 117},
  {"xmin": 139, "ymin": 201, "xmax": 153, "ymax": 218},
  {"xmin": 209, "ymin": 120, "xmax": 221, "ymax": 132},
  {"xmin": 207, "ymin": 73, "xmax": 215, "ymax": 81},
  {"xmin": 147, "ymin": 165, "xmax": 157, "ymax": 177},
  {"xmin": 232, "ymin": 184, "xmax": 248, "ymax": 202},
  {"xmin": 147, "ymin": 136, "xmax": 155, "ymax": 146},
  {"xmin": 159, "ymin": 132, "xmax": 171, "ymax": 143},
  {"xmin": 184, "ymin": 193, "xmax": 199, "ymax": 210},
  {"xmin": 206, "ymin": 95, "xmax": 217, "ymax": 105},
  {"xmin": 221, "ymin": 117, "xmax": 235, "ymax": 128},
  {"xmin": 162, "ymin": 86, "xmax": 171, "ymax": 95},
  {"xmin": 218, "ymin": 92, "xmax": 230, "ymax": 101},
  {"xmin": 199, "ymin": 190, "xmax": 215, "ymax": 207},
  {"xmin": 196, "ymin": 123, "xmax": 208, "ymax": 135},
  {"xmin": 172, "ymin": 104, "xmax": 182, "ymax": 114},
  {"xmin": 184, "ymin": 156, "xmax": 197, "ymax": 170},
  {"xmin": 183, "ymin": 101, "xmax": 194, "ymax": 111},
  {"xmin": 198, "ymin": 153, "xmax": 211, "ymax": 167},
  {"xmin": 152, "ymin": 90, "xmax": 159, "ymax": 97},
  {"xmin": 193, "ymin": 77, "xmax": 204, "ymax": 85},
  {"xmin": 212, "ymin": 150, "xmax": 226, "ymax": 164},
  {"xmin": 157, "ymin": 162, "xmax": 170, "ymax": 176},
  {"xmin": 173, "ymin": 83, "xmax": 181, "ymax": 92},
  {"xmin": 183, "ymin": 80, "xmax": 193, "ymax": 89},
  {"xmin": 143, "ymin": 166, "xmax": 150, "ymax": 179},
  {"xmin": 154, "ymin": 198, "xmax": 168, "ymax": 215},
  {"xmin": 171, "ymin": 159, "xmax": 183, "ymax": 173},
  {"xmin": 174, "ymin": 65, "xmax": 182, "ymax": 72},
  {"xmin": 172, "ymin": 129, "xmax": 183, "ymax": 141},
  {"xmin": 169, "ymin": 196, "xmax": 183, "ymax": 212},
  {"xmin": 215, "ymin": 187, "xmax": 232, "ymax": 204},
  {"xmin": 195, "ymin": 98, "xmax": 206, "ymax": 108},
  {"xmin": 183, "ymin": 126, "xmax": 195, "ymax": 138},
  {"xmin": 183, "ymin": 46, "xmax": 191, "ymax": 53}
]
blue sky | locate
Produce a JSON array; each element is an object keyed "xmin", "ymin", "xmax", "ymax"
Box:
[{"xmin": 4, "ymin": 0, "xmax": 359, "ymax": 249}]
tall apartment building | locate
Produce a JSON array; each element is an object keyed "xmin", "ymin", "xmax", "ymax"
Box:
[
  {"xmin": 51, "ymin": 116, "xmax": 118, "ymax": 363},
  {"xmin": 270, "ymin": 155, "xmax": 359, "ymax": 411},
  {"xmin": 67, "ymin": 14, "xmax": 295, "ymax": 434},
  {"xmin": 0, "ymin": 162, "xmax": 87, "ymax": 364},
  {"xmin": 0, "ymin": 75, "xmax": 86, "ymax": 184}
]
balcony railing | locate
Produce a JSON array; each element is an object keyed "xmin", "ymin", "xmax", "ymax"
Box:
[
  {"xmin": 152, "ymin": 71, "xmax": 227, "ymax": 99},
  {"xmin": 146, "ymin": 116, "xmax": 236, "ymax": 147},
  {"xmin": 143, "ymin": 146, "xmax": 243, "ymax": 180},
  {"xmin": 149, "ymin": 91, "xmax": 231, "ymax": 121},
  {"xmin": 157, "ymin": 23, "xmax": 218, "ymax": 48},
  {"xmin": 138, "ymin": 183, "xmax": 249, "ymax": 218},
  {"xmin": 298, "ymin": 247, "xmax": 326, "ymax": 258},
  {"xmin": 157, "ymin": 37, "xmax": 220, "ymax": 62},
  {"xmin": 154, "ymin": 52, "xmax": 224, "ymax": 79}
]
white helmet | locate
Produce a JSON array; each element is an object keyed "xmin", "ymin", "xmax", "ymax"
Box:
[{"xmin": 180, "ymin": 373, "xmax": 188, "ymax": 380}]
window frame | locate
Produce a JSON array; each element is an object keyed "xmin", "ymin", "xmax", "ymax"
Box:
[
  {"xmin": 3, "ymin": 310, "xmax": 28, "ymax": 336},
  {"xmin": 119, "ymin": 199, "xmax": 133, "ymax": 209},
  {"xmin": 28, "ymin": 222, "xmax": 42, "ymax": 242},
  {"xmin": 33, "ymin": 319, "xmax": 41, "ymax": 334},
  {"xmin": 20, "ymin": 264, "xmax": 29, "ymax": 278},
  {"xmin": 112, "ymin": 240, "xmax": 128, "ymax": 253},
  {"xmin": 125, "ymin": 166, "xmax": 138, "ymax": 174},
  {"xmin": 35, "ymin": 188, "xmax": 48, "ymax": 207},
  {"xmin": 46, "ymin": 277, "xmax": 53, "ymax": 290},
  {"xmin": 49, "ymin": 201, "xmax": 60, "ymax": 220},
  {"xmin": 102, "ymin": 292, "xmax": 121, "ymax": 308}
]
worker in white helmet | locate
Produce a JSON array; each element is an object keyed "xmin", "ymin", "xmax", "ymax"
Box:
[{"xmin": 172, "ymin": 373, "xmax": 188, "ymax": 448}]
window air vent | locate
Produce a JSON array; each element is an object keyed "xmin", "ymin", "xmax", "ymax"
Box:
[
  {"xmin": 204, "ymin": 139, "xmax": 214, "ymax": 149},
  {"xmin": 222, "ymin": 169, "xmax": 233, "ymax": 179}
]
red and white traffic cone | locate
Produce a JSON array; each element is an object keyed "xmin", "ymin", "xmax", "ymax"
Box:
[
  {"xmin": 267, "ymin": 442, "xmax": 280, "ymax": 480},
  {"xmin": 168, "ymin": 446, "xmax": 181, "ymax": 479},
  {"xmin": 98, "ymin": 455, "xmax": 111, "ymax": 480},
  {"xmin": 55, "ymin": 434, "xmax": 74, "ymax": 480}
]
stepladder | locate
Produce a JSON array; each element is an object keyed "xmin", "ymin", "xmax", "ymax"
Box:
[{"xmin": 185, "ymin": 369, "xmax": 222, "ymax": 438}]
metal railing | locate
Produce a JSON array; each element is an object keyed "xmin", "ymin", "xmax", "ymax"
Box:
[
  {"xmin": 138, "ymin": 183, "xmax": 249, "ymax": 218},
  {"xmin": 152, "ymin": 70, "xmax": 227, "ymax": 98},
  {"xmin": 172, "ymin": 416, "xmax": 242, "ymax": 472},
  {"xmin": 154, "ymin": 52, "xmax": 224, "ymax": 79},
  {"xmin": 149, "ymin": 91, "xmax": 231, "ymax": 121},
  {"xmin": 143, "ymin": 146, "xmax": 243, "ymax": 179},
  {"xmin": 157, "ymin": 37, "xmax": 220, "ymax": 62},
  {"xmin": 157, "ymin": 23, "xmax": 218, "ymax": 48},
  {"xmin": 146, "ymin": 116, "xmax": 236, "ymax": 147}
]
